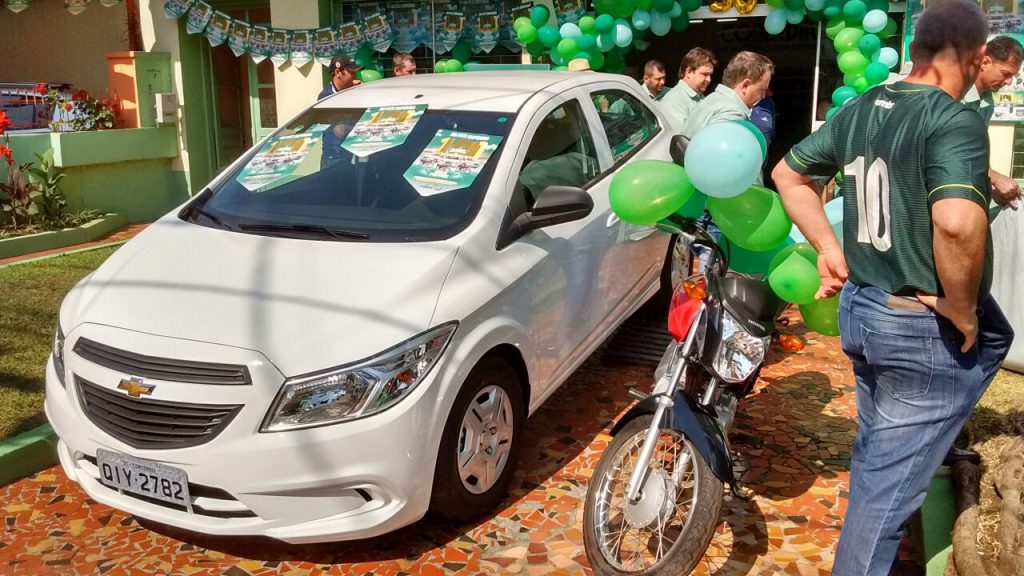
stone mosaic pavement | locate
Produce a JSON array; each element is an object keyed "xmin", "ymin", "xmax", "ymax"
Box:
[{"xmin": 0, "ymin": 319, "xmax": 868, "ymax": 576}]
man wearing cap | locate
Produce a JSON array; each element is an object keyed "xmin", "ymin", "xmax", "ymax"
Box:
[{"xmin": 318, "ymin": 54, "xmax": 362, "ymax": 100}]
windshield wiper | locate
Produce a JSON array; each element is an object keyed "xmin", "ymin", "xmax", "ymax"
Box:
[
  {"xmin": 191, "ymin": 206, "xmax": 232, "ymax": 230},
  {"xmin": 238, "ymin": 223, "xmax": 369, "ymax": 240}
]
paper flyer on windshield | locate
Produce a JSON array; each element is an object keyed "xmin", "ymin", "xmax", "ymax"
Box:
[
  {"xmin": 236, "ymin": 131, "xmax": 323, "ymax": 192},
  {"xmin": 403, "ymin": 130, "xmax": 502, "ymax": 197},
  {"xmin": 341, "ymin": 105, "xmax": 427, "ymax": 158}
]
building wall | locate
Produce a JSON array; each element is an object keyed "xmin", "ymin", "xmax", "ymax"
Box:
[
  {"xmin": 271, "ymin": 0, "xmax": 326, "ymax": 124},
  {"xmin": 0, "ymin": 2, "xmax": 128, "ymax": 95}
]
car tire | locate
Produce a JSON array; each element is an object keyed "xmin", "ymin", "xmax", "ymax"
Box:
[{"xmin": 429, "ymin": 356, "xmax": 525, "ymax": 523}]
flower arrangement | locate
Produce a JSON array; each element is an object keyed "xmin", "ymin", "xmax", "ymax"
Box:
[
  {"xmin": 33, "ymin": 83, "xmax": 119, "ymax": 132},
  {"xmin": 0, "ymin": 110, "xmax": 36, "ymax": 227}
]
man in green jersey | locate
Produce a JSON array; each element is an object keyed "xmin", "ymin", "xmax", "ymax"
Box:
[{"xmin": 772, "ymin": 1, "xmax": 1014, "ymax": 574}]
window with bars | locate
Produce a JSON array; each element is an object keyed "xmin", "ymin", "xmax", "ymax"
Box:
[{"xmin": 1012, "ymin": 123, "xmax": 1024, "ymax": 180}]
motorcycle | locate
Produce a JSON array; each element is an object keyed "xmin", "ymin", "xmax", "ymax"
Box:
[{"xmin": 583, "ymin": 137, "xmax": 787, "ymax": 575}]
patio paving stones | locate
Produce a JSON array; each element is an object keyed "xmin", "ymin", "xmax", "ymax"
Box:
[{"xmin": 0, "ymin": 318, "xmax": 870, "ymax": 575}]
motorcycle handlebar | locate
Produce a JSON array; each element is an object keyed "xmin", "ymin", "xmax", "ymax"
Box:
[{"xmin": 662, "ymin": 213, "xmax": 728, "ymax": 276}]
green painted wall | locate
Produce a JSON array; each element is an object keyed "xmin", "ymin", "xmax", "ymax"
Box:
[{"xmin": 177, "ymin": 20, "xmax": 218, "ymax": 195}]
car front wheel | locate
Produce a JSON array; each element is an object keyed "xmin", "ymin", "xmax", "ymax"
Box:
[{"xmin": 429, "ymin": 356, "xmax": 525, "ymax": 523}]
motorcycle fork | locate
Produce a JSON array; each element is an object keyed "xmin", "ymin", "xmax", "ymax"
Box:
[{"xmin": 625, "ymin": 304, "xmax": 705, "ymax": 504}]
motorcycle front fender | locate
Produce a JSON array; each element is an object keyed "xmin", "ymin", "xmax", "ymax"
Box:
[{"xmin": 610, "ymin": 390, "xmax": 735, "ymax": 484}]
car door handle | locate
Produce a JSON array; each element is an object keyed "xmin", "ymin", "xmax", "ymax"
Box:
[{"xmin": 606, "ymin": 213, "xmax": 620, "ymax": 228}]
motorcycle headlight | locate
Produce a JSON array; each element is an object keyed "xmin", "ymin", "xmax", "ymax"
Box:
[
  {"xmin": 53, "ymin": 323, "xmax": 67, "ymax": 388},
  {"xmin": 711, "ymin": 311, "xmax": 767, "ymax": 383},
  {"xmin": 261, "ymin": 322, "xmax": 457, "ymax": 432}
]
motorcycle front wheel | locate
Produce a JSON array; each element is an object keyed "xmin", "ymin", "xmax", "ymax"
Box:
[{"xmin": 584, "ymin": 415, "xmax": 724, "ymax": 576}]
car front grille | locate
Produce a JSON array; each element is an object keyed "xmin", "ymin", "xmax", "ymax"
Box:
[
  {"xmin": 76, "ymin": 377, "xmax": 243, "ymax": 450},
  {"xmin": 73, "ymin": 338, "xmax": 251, "ymax": 386}
]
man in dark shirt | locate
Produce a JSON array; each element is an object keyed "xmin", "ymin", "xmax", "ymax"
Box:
[
  {"xmin": 772, "ymin": 1, "xmax": 1014, "ymax": 573},
  {"xmin": 318, "ymin": 54, "xmax": 362, "ymax": 100}
]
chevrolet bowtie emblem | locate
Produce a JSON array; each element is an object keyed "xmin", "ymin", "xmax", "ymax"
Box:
[{"xmin": 117, "ymin": 377, "xmax": 155, "ymax": 398}]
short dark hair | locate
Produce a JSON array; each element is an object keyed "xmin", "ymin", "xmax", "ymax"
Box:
[
  {"xmin": 644, "ymin": 59, "xmax": 666, "ymax": 77},
  {"xmin": 911, "ymin": 0, "xmax": 988, "ymax": 61},
  {"xmin": 987, "ymin": 36, "xmax": 1024, "ymax": 64},
  {"xmin": 722, "ymin": 51, "xmax": 774, "ymax": 87},
  {"xmin": 679, "ymin": 48, "xmax": 717, "ymax": 79}
]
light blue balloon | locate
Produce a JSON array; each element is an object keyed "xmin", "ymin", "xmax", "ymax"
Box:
[
  {"xmin": 651, "ymin": 11, "xmax": 672, "ymax": 35},
  {"xmin": 788, "ymin": 196, "xmax": 844, "ymax": 248},
  {"xmin": 683, "ymin": 122, "xmax": 764, "ymax": 198},
  {"xmin": 804, "ymin": 0, "xmax": 824, "ymax": 10},
  {"xmin": 764, "ymin": 8, "xmax": 787, "ymax": 35},
  {"xmin": 786, "ymin": 8, "xmax": 805, "ymax": 23},
  {"xmin": 632, "ymin": 9, "xmax": 652, "ymax": 30},
  {"xmin": 560, "ymin": 22, "xmax": 583, "ymax": 39},
  {"xmin": 862, "ymin": 9, "xmax": 887, "ymax": 33},
  {"xmin": 613, "ymin": 19, "xmax": 634, "ymax": 47},
  {"xmin": 877, "ymin": 46, "xmax": 899, "ymax": 69},
  {"xmin": 597, "ymin": 32, "xmax": 616, "ymax": 51},
  {"xmin": 668, "ymin": 1, "xmax": 683, "ymax": 17}
]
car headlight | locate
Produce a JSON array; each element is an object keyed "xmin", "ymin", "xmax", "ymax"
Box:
[
  {"xmin": 711, "ymin": 311, "xmax": 766, "ymax": 383},
  {"xmin": 53, "ymin": 323, "xmax": 67, "ymax": 388},
  {"xmin": 261, "ymin": 322, "xmax": 457, "ymax": 432}
]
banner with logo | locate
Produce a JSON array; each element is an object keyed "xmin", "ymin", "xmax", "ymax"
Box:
[
  {"xmin": 237, "ymin": 132, "xmax": 323, "ymax": 192},
  {"xmin": 269, "ymin": 29, "xmax": 291, "ymax": 67},
  {"xmin": 289, "ymin": 29, "xmax": 314, "ymax": 67},
  {"xmin": 341, "ymin": 105, "xmax": 427, "ymax": 157},
  {"xmin": 315, "ymin": 27, "xmax": 340, "ymax": 66},
  {"xmin": 4, "ymin": 0, "xmax": 33, "ymax": 12},
  {"xmin": 474, "ymin": 10, "xmax": 499, "ymax": 53},
  {"xmin": 65, "ymin": 0, "xmax": 90, "ymax": 15},
  {"xmin": 163, "ymin": 0, "xmax": 193, "ymax": 19},
  {"xmin": 404, "ymin": 130, "xmax": 502, "ymax": 196},
  {"xmin": 555, "ymin": 0, "xmax": 584, "ymax": 26},
  {"xmin": 362, "ymin": 10, "xmax": 393, "ymax": 52},
  {"xmin": 205, "ymin": 10, "xmax": 232, "ymax": 47},
  {"xmin": 185, "ymin": 1, "xmax": 213, "ymax": 35},
  {"xmin": 438, "ymin": 10, "xmax": 465, "ymax": 53},
  {"xmin": 338, "ymin": 21, "xmax": 365, "ymax": 56},
  {"xmin": 250, "ymin": 25, "xmax": 272, "ymax": 63},
  {"xmin": 504, "ymin": 2, "xmax": 533, "ymax": 49},
  {"xmin": 227, "ymin": 20, "xmax": 251, "ymax": 56},
  {"xmin": 389, "ymin": 2, "xmax": 425, "ymax": 53}
]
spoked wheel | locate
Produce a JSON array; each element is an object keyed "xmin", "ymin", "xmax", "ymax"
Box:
[{"xmin": 584, "ymin": 415, "xmax": 723, "ymax": 576}]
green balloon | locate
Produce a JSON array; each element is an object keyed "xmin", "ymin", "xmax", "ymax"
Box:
[
  {"xmin": 580, "ymin": 15, "xmax": 598, "ymax": 34},
  {"xmin": 590, "ymin": 49, "xmax": 606, "ymax": 70},
  {"xmin": 825, "ymin": 17, "xmax": 846, "ymax": 40},
  {"xmin": 657, "ymin": 191, "xmax": 706, "ymax": 231},
  {"xmin": 538, "ymin": 25, "xmax": 561, "ymax": 47},
  {"xmin": 605, "ymin": 49, "xmax": 625, "ymax": 71},
  {"xmin": 358, "ymin": 69, "xmax": 383, "ymax": 83},
  {"xmin": 683, "ymin": 0, "xmax": 701, "ymax": 10},
  {"xmin": 834, "ymin": 27, "xmax": 865, "ymax": 52},
  {"xmin": 723, "ymin": 236, "xmax": 794, "ymax": 275},
  {"xmin": 514, "ymin": 16, "xmax": 532, "ymax": 32},
  {"xmin": 595, "ymin": 0, "xmax": 616, "ymax": 14},
  {"xmin": 518, "ymin": 24, "xmax": 539, "ymax": 44},
  {"xmin": 865, "ymin": 61, "xmax": 888, "ymax": 85},
  {"xmin": 878, "ymin": 17, "xmax": 898, "ymax": 39},
  {"xmin": 452, "ymin": 42, "xmax": 473, "ymax": 63},
  {"xmin": 637, "ymin": 0, "xmax": 655, "ymax": 9},
  {"xmin": 671, "ymin": 13, "xmax": 689, "ymax": 31},
  {"xmin": 767, "ymin": 243, "xmax": 820, "ymax": 305},
  {"xmin": 858, "ymin": 33, "xmax": 881, "ymax": 56},
  {"xmin": 843, "ymin": 0, "xmax": 867, "ymax": 23},
  {"xmin": 445, "ymin": 59, "xmax": 464, "ymax": 72},
  {"xmin": 354, "ymin": 45, "xmax": 374, "ymax": 66},
  {"xmin": 825, "ymin": 106, "xmax": 839, "ymax": 121},
  {"xmin": 838, "ymin": 50, "xmax": 869, "ymax": 75},
  {"xmin": 434, "ymin": 59, "xmax": 448, "ymax": 73},
  {"xmin": 766, "ymin": 0, "xmax": 785, "ymax": 8},
  {"xmin": 557, "ymin": 38, "xmax": 579, "ymax": 58},
  {"xmin": 653, "ymin": 0, "xmax": 675, "ymax": 12},
  {"xmin": 555, "ymin": 65, "xmax": 570, "ymax": 71},
  {"xmin": 853, "ymin": 75, "xmax": 870, "ymax": 93},
  {"xmin": 610, "ymin": 160, "xmax": 696, "ymax": 224},
  {"xmin": 706, "ymin": 185, "xmax": 793, "ymax": 252},
  {"xmin": 530, "ymin": 4, "xmax": 551, "ymax": 27},
  {"xmin": 783, "ymin": 0, "xmax": 804, "ymax": 10},
  {"xmin": 800, "ymin": 294, "xmax": 840, "ymax": 336},
  {"xmin": 595, "ymin": 13, "xmax": 616, "ymax": 32},
  {"xmin": 526, "ymin": 40, "xmax": 546, "ymax": 56},
  {"xmin": 735, "ymin": 119, "xmax": 767, "ymax": 158},
  {"xmin": 865, "ymin": 0, "xmax": 888, "ymax": 12},
  {"xmin": 613, "ymin": 0, "xmax": 637, "ymax": 18},
  {"xmin": 806, "ymin": 9, "xmax": 825, "ymax": 21}
]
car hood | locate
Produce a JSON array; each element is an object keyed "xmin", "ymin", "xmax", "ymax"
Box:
[{"xmin": 62, "ymin": 218, "xmax": 459, "ymax": 377}]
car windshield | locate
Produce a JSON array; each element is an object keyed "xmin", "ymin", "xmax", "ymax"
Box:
[{"xmin": 182, "ymin": 107, "xmax": 515, "ymax": 242}]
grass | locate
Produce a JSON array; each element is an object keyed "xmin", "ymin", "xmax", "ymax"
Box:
[{"xmin": 0, "ymin": 246, "xmax": 118, "ymax": 441}]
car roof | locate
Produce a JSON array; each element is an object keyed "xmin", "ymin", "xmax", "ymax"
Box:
[{"xmin": 314, "ymin": 71, "xmax": 629, "ymax": 114}]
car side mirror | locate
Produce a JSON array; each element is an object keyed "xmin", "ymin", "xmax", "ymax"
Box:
[
  {"xmin": 669, "ymin": 135, "xmax": 689, "ymax": 167},
  {"xmin": 497, "ymin": 186, "xmax": 594, "ymax": 250}
]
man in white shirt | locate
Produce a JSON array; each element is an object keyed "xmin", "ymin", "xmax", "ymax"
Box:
[{"xmin": 657, "ymin": 47, "xmax": 717, "ymax": 133}]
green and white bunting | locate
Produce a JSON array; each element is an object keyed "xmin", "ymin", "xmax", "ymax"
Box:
[
  {"xmin": 4, "ymin": 0, "xmax": 32, "ymax": 12},
  {"xmin": 363, "ymin": 10, "xmax": 393, "ymax": 52},
  {"xmin": 269, "ymin": 29, "xmax": 290, "ymax": 67},
  {"xmin": 250, "ymin": 25, "xmax": 271, "ymax": 64},
  {"xmin": 315, "ymin": 27, "xmax": 340, "ymax": 66},
  {"xmin": 555, "ymin": 0, "xmax": 584, "ymax": 26},
  {"xmin": 205, "ymin": 10, "xmax": 232, "ymax": 47},
  {"xmin": 289, "ymin": 29, "xmax": 314, "ymax": 67},
  {"xmin": 65, "ymin": 0, "xmax": 90, "ymax": 15},
  {"xmin": 228, "ymin": 20, "xmax": 251, "ymax": 57},
  {"xmin": 341, "ymin": 105, "xmax": 427, "ymax": 158},
  {"xmin": 185, "ymin": 1, "xmax": 212, "ymax": 35},
  {"xmin": 163, "ymin": 0, "xmax": 193, "ymax": 19},
  {"xmin": 438, "ymin": 10, "xmax": 465, "ymax": 53},
  {"xmin": 236, "ymin": 131, "xmax": 323, "ymax": 192},
  {"xmin": 338, "ymin": 22, "xmax": 364, "ymax": 56},
  {"xmin": 98, "ymin": 0, "xmax": 121, "ymax": 6},
  {"xmin": 389, "ymin": 3, "xmax": 425, "ymax": 54},
  {"xmin": 475, "ymin": 10, "xmax": 500, "ymax": 53},
  {"xmin": 403, "ymin": 130, "xmax": 502, "ymax": 197}
]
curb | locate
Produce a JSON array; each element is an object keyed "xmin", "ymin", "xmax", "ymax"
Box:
[
  {"xmin": 0, "ymin": 239, "xmax": 128, "ymax": 270},
  {"xmin": 0, "ymin": 423, "xmax": 57, "ymax": 487},
  {"xmin": 0, "ymin": 213, "xmax": 127, "ymax": 261}
]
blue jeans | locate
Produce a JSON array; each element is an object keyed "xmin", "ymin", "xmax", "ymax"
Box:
[{"xmin": 833, "ymin": 284, "xmax": 1013, "ymax": 576}]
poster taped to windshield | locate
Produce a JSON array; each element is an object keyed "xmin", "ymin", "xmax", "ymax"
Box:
[
  {"xmin": 403, "ymin": 130, "xmax": 502, "ymax": 196},
  {"xmin": 341, "ymin": 105, "xmax": 427, "ymax": 158},
  {"xmin": 236, "ymin": 131, "xmax": 323, "ymax": 191}
]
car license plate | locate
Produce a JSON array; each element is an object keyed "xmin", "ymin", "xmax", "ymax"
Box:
[{"xmin": 96, "ymin": 448, "xmax": 191, "ymax": 507}]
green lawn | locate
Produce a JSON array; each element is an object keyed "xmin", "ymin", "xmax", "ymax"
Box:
[{"xmin": 0, "ymin": 246, "xmax": 118, "ymax": 441}]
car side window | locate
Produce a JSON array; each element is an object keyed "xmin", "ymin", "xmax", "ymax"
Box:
[
  {"xmin": 515, "ymin": 99, "xmax": 600, "ymax": 209},
  {"xmin": 591, "ymin": 90, "xmax": 659, "ymax": 163}
]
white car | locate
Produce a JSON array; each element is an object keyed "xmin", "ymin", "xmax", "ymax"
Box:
[{"xmin": 45, "ymin": 71, "xmax": 686, "ymax": 543}]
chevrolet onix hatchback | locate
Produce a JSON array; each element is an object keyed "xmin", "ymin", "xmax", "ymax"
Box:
[{"xmin": 46, "ymin": 71, "xmax": 685, "ymax": 543}]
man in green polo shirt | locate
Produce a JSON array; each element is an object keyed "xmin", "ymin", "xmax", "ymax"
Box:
[
  {"xmin": 657, "ymin": 47, "xmax": 717, "ymax": 133},
  {"xmin": 963, "ymin": 35, "xmax": 1023, "ymax": 207},
  {"xmin": 682, "ymin": 51, "xmax": 773, "ymax": 141},
  {"xmin": 772, "ymin": 1, "xmax": 1014, "ymax": 574}
]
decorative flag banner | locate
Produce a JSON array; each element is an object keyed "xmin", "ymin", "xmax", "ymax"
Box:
[
  {"xmin": 341, "ymin": 105, "xmax": 427, "ymax": 157},
  {"xmin": 338, "ymin": 21, "xmax": 364, "ymax": 56},
  {"xmin": 555, "ymin": 0, "xmax": 584, "ymax": 26},
  {"xmin": 250, "ymin": 26, "xmax": 272, "ymax": 63},
  {"xmin": 98, "ymin": 0, "xmax": 121, "ymax": 6},
  {"xmin": 185, "ymin": 1, "xmax": 213, "ymax": 35},
  {"xmin": 314, "ymin": 27, "xmax": 339, "ymax": 66},
  {"xmin": 474, "ymin": 10, "xmax": 500, "ymax": 53},
  {"xmin": 504, "ymin": 2, "xmax": 533, "ymax": 49},
  {"xmin": 205, "ymin": 10, "xmax": 232, "ymax": 47},
  {"xmin": 164, "ymin": 0, "xmax": 193, "ymax": 19},
  {"xmin": 357, "ymin": 2, "xmax": 382, "ymax": 23},
  {"xmin": 237, "ymin": 132, "xmax": 323, "ymax": 192},
  {"xmin": 4, "ymin": 0, "xmax": 33, "ymax": 13},
  {"xmin": 289, "ymin": 29, "xmax": 314, "ymax": 67},
  {"xmin": 404, "ymin": 130, "xmax": 502, "ymax": 196},
  {"xmin": 270, "ymin": 29, "xmax": 291, "ymax": 67},
  {"xmin": 438, "ymin": 10, "xmax": 465, "ymax": 53},
  {"xmin": 389, "ymin": 2, "xmax": 425, "ymax": 53},
  {"xmin": 65, "ymin": 0, "xmax": 90, "ymax": 15},
  {"xmin": 426, "ymin": 2, "xmax": 457, "ymax": 52},
  {"xmin": 228, "ymin": 20, "xmax": 252, "ymax": 57},
  {"xmin": 363, "ymin": 10, "xmax": 394, "ymax": 52}
]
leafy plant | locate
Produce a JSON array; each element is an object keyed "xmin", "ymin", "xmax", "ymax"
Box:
[
  {"xmin": 0, "ymin": 111, "xmax": 38, "ymax": 228},
  {"xmin": 25, "ymin": 150, "xmax": 68, "ymax": 225},
  {"xmin": 34, "ymin": 84, "xmax": 119, "ymax": 132}
]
